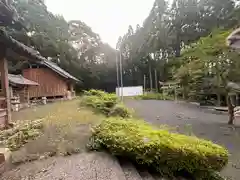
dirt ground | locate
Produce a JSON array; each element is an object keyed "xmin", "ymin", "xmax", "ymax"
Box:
[{"xmin": 125, "ymin": 99, "xmax": 240, "ymax": 180}]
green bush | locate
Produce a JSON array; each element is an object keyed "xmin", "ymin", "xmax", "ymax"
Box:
[
  {"xmin": 82, "ymin": 93, "xmax": 118, "ymax": 115},
  {"xmin": 136, "ymin": 93, "xmax": 174, "ymax": 101},
  {"xmin": 89, "ymin": 118, "xmax": 228, "ymax": 178},
  {"xmin": 109, "ymin": 103, "xmax": 133, "ymax": 118},
  {"xmin": 82, "ymin": 90, "xmax": 132, "ymax": 118},
  {"xmin": 83, "ymin": 89, "xmax": 106, "ymax": 97},
  {"xmin": 0, "ymin": 119, "xmax": 43, "ymax": 151}
]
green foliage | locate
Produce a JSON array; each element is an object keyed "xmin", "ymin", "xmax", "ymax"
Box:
[
  {"xmin": 82, "ymin": 90, "xmax": 132, "ymax": 118},
  {"xmin": 89, "ymin": 118, "xmax": 229, "ymax": 179},
  {"xmin": 0, "ymin": 119, "xmax": 43, "ymax": 151},
  {"xmin": 136, "ymin": 93, "xmax": 174, "ymax": 101},
  {"xmin": 83, "ymin": 89, "xmax": 107, "ymax": 97},
  {"xmin": 174, "ymin": 28, "xmax": 240, "ymax": 102},
  {"xmin": 108, "ymin": 103, "xmax": 132, "ymax": 118},
  {"xmin": 4, "ymin": 0, "xmax": 240, "ymax": 93}
]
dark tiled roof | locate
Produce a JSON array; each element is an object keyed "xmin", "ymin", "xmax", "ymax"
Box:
[
  {"xmin": 40, "ymin": 60, "xmax": 80, "ymax": 82},
  {"xmin": 0, "ymin": 29, "xmax": 45, "ymax": 62},
  {"xmin": 8, "ymin": 74, "xmax": 39, "ymax": 86},
  {"xmin": 0, "ymin": 29, "xmax": 79, "ymax": 82}
]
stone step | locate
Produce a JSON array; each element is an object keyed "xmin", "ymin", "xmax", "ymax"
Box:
[
  {"xmin": 119, "ymin": 160, "xmax": 143, "ymax": 180},
  {"xmin": 138, "ymin": 170, "xmax": 155, "ymax": 180},
  {"xmin": 152, "ymin": 174, "xmax": 188, "ymax": 180},
  {"xmin": 93, "ymin": 152, "xmax": 127, "ymax": 180},
  {"xmin": 0, "ymin": 148, "xmax": 12, "ymax": 175}
]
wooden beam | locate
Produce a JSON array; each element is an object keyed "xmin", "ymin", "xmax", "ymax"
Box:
[{"xmin": 0, "ymin": 43, "xmax": 11, "ymax": 126}]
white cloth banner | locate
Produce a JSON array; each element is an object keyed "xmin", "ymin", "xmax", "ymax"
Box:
[{"xmin": 116, "ymin": 86, "xmax": 143, "ymax": 97}]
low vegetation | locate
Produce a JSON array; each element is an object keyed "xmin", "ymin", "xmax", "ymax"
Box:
[
  {"xmin": 81, "ymin": 89, "xmax": 132, "ymax": 118},
  {"xmin": 4, "ymin": 90, "xmax": 229, "ymax": 180},
  {"xmin": 0, "ymin": 119, "xmax": 43, "ymax": 151},
  {"xmin": 88, "ymin": 118, "xmax": 229, "ymax": 179},
  {"xmin": 9, "ymin": 99, "xmax": 102, "ymax": 164},
  {"xmin": 135, "ymin": 92, "xmax": 174, "ymax": 101}
]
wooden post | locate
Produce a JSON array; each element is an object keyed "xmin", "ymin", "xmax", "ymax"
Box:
[
  {"xmin": 70, "ymin": 83, "xmax": 74, "ymax": 92},
  {"xmin": 0, "ymin": 44, "xmax": 11, "ymax": 126}
]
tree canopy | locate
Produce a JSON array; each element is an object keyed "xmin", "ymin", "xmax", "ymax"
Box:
[
  {"xmin": 0, "ymin": 0, "xmax": 118, "ymax": 91},
  {"xmin": 1, "ymin": 0, "xmax": 240, "ymax": 98}
]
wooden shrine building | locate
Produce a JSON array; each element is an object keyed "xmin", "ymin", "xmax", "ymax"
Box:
[
  {"xmin": 21, "ymin": 60, "xmax": 79, "ymax": 100},
  {"xmin": 0, "ymin": 29, "xmax": 47, "ymax": 128}
]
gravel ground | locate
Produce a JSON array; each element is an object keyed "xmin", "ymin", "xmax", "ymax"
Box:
[
  {"xmin": 125, "ymin": 99, "xmax": 240, "ymax": 180},
  {"xmin": 1, "ymin": 152, "xmax": 126, "ymax": 180},
  {"xmin": 2, "ymin": 100, "xmax": 240, "ymax": 180}
]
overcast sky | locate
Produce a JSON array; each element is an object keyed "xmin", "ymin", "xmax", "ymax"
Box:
[{"xmin": 45, "ymin": 0, "xmax": 155, "ymax": 48}]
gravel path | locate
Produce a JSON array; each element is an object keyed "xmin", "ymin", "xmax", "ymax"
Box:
[{"xmin": 125, "ymin": 100, "xmax": 240, "ymax": 180}]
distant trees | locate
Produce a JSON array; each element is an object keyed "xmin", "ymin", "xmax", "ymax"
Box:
[
  {"xmin": 3, "ymin": 0, "xmax": 240, "ymax": 104},
  {"xmin": 116, "ymin": 0, "xmax": 238, "ymax": 91},
  {"xmin": 1, "ymin": 0, "xmax": 117, "ymax": 91}
]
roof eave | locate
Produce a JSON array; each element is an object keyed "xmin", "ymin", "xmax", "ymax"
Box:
[{"xmin": 0, "ymin": 29, "xmax": 45, "ymax": 62}]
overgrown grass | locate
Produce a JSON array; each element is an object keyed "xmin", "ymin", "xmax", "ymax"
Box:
[
  {"xmin": 4, "ymin": 90, "xmax": 131, "ymax": 164},
  {"xmin": 81, "ymin": 89, "xmax": 132, "ymax": 118},
  {"xmin": 88, "ymin": 118, "xmax": 229, "ymax": 179},
  {"xmin": 135, "ymin": 92, "xmax": 174, "ymax": 101},
  {"xmin": 8, "ymin": 99, "xmax": 103, "ymax": 164},
  {"xmin": 0, "ymin": 119, "xmax": 43, "ymax": 151}
]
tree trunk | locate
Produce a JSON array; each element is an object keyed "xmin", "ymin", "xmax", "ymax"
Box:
[
  {"xmin": 0, "ymin": 44, "xmax": 11, "ymax": 127},
  {"xmin": 216, "ymin": 63, "xmax": 221, "ymax": 106},
  {"xmin": 175, "ymin": 44, "xmax": 181, "ymax": 57},
  {"xmin": 217, "ymin": 93, "xmax": 221, "ymax": 106},
  {"xmin": 175, "ymin": 32, "xmax": 181, "ymax": 57},
  {"xmin": 227, "ymin": 95, "xmax": 235, "ymax": 125},
  {"xmin": 154, "ymin": 69, "xmax": 158, "ymax": 92},
  {"xmin": 149, "ymin": 64, "xmax": 153, "ymax": 92}
]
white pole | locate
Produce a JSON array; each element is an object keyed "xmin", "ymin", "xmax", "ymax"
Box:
[
  {"xmin": 116, "ymin": 52, "xmax": 120, "ymax": 97},
  {"xmin": 119, "ymin": 50, "xmax": 124, "ymax": 101}
]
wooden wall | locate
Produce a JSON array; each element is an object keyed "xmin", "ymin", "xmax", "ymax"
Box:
[{"xmin": 23, "ymin": 68, "xmax": 69, "ymax": 98}]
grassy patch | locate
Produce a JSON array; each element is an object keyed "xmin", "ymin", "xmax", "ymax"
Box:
[
  {"xmin": 9, "ymin": 99, "xmax": 103, "ymax": 164},
  {"xmin": 88, "ymin": 118, "xmax": 229, "ymax": 179}
]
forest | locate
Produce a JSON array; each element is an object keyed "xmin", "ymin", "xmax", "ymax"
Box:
[{"xmin": 2, "ymin": 0, "xmax": 240, "ymax": 105}]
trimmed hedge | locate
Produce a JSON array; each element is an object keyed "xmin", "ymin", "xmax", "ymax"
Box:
[
  {"xmin": 81, "ymin": 90, "xmax": 132, "ymax": 118},
  {"xmin": 89, "ymin": 118, "xmax": 228, "ymax": 178}
]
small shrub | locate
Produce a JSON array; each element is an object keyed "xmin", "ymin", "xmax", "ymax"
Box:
[
  {"xmin": 89, "ymin": 118, "xmax": 228, "ymax": 179},
  {"xmin": 0, "ymin": 119, "xmax": 43, "ymax": 151},
  {"xmin": 82, "ymin": 90, "xmax": 133, "ymax": 117},
  {"xmin": 83, "ymin": 89, "xmax": 106, "ymax": 97},
  {"xmin": 136, "ymin": 93, "xmax": 174, "ymax": 101},
  {"xmin": 81, "ymin": 94, "xmax": 118, "ymax": 115},
  {"xmin": 108, "ymin": 103, "xmax": 133, "ymax": 118}
]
